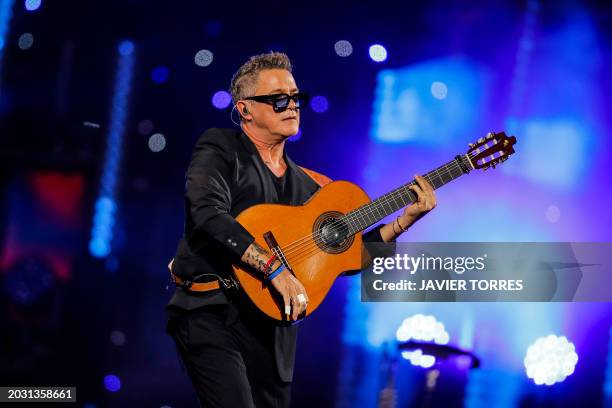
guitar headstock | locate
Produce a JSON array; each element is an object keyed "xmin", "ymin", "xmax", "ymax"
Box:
[{"xmin": 466, "ymin": 131, "xmax": 517, "ymax": 170}]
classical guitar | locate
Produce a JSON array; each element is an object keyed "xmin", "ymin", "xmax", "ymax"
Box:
[{"xmin": 233, "ymin": 132, "xmax": 517, "ymax": 321}]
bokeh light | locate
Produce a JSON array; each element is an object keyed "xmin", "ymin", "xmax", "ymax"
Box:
[
  {"xmin": 110, "ymin": 330, "xmax": 126, "ymax": 346},
  {"xmin": 103, "ymin": 375, "xmax": 121, "ymax": 392},
  {"xmin": 24, "ymin": 0, "xmax": 41, "ymax": 11},
  {"xmin": 524, "ymin": 335, "xmax": 578, "ymax": 386},
  {"xmin": 334, "ymin": 40, "xmax": 353, "ymax": 57},
  {"xmin": 18, "ymin": 33, "xmax": 34, "ymax": 50},
  {"xmin": 118, "ymin": 40, "xmax": 134, "ymax": 56},
  {"xmin": 369, "ymin": 44, "xmax": 387, "ymax": 62},
  {"xmin": 431, "ymin": 81, "xmax": 448, "ymax": 100},
  {"xmin": 310, "ymin": 95, "xmax": 329, "ymax": 113},
  {"xmin": 212, "ymin": 90, "xmax": 232, "ymax": 109},
  {"xmin": 148, "ymin": 133, "xmax": 166, "ymax": 152},
  {"xmin": 151, "ymin": 66, "xmax": 169, "ymax": 84},
  {"xmin": 194, "ymin": 49, "xmax": 213, "ymax": 67},
  {"xmin": 137, "ymin": 119, "xmax": 154, "ymax": 135}
]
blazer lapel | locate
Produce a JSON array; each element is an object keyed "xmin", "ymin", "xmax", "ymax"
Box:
[{"xmin": 238, "ymin": 131, "xmax": 274, "ymax": 203}]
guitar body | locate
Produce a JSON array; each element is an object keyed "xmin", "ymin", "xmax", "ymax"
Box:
[{"xmin": 233, "ymin": 180, "xmax": 371, "ymax": 321}]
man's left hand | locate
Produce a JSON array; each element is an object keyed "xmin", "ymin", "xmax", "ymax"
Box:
[{"xmin": 403, "ymin": 174, "xmax": 437, "ymax": 221}]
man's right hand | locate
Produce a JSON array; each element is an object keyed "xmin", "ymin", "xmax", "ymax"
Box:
[
  {"xmin": 240, "ymin": 242, "xmax": 309, "ymax": 321},
  {"xmin": 268, "ymin": 265, "xmax": 309, "ymax": 321}
]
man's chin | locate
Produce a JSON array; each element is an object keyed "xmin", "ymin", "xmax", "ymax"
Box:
[{"xmin": 279, "ymin": 123, "xmax": 299, "ymax": 138}]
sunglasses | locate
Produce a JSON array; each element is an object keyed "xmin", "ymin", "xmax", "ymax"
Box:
[{"xmin": 244, "ymin": 92, "xmax": 310, "ymax": 113}]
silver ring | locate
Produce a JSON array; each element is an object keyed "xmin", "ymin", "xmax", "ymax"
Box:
[{"xmin": 297, "ymin": 293, "xmax": 307, "ymax": 304}]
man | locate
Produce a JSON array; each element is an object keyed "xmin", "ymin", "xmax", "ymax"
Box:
[{"xmin": 166, "ymin": 52, "xmax": 437, "ymax": 407}]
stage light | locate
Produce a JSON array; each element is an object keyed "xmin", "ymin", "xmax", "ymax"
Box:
[
  {"xmin": 118, "ymin": 40, "xmax": 134, "ymax": 56},
  {"xmin": 110, "ymin": 330, "xmax": 126, "ymax": 346},
  {"xmin": 334, "ymin": 40, "xmax": 353, "ymax": 57},
  {"xmin": 90, "ymin": 40, "xmax": 135, "ymax": 258},
  {"xmin": 369, "ymin": 44, "xmax": 387, "ymax": 62},
  {"xmin": 18, "ymin": 32, "xmax": 33, "ymax": 50},
  {"xmin": 24, "ymin": 0, "xmax": 41, "ymax": 11},
  {"xmin": 151, "ymin": 66, "xmax": 169, "ymax": 84},
  {"xmin": 397, "ymin": 314, "xmax": 450, "ymax": 369},
  {"xmin": 524, "ymin": 335, "xmax": 578, "ymax": 386},
  {"xmin": 137, "ymin": 119, "xmax": 154, "ymax": 135},
  {"xmin": 430, "ymin": 81, "xmax": 448, "ymax": 100},
  {"xmin": 310, "ymin": 96, "xmax": 329, "ymax": 113},
  {"xmin": 396, "ymin": 314, "xmax": 450, "ymax": 345},
  {"xmin": 194, "ymin": 49, "xmax": 213, "ymax": 67},
  {"xmin": 103, "ymin": 375, "xmax": 121, "ymax": 392},
  {"xmin": 148, "ymin": 133, "xmax": 166, "ymax": 152},
  {"xmin": 212, "ymin": 90, "xmax": 231, "ymax": 109}
]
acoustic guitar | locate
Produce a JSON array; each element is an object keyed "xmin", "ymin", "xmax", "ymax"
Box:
[{"xmin": 233, "ymin": 132, "xmax": 517, "ymax": 321}]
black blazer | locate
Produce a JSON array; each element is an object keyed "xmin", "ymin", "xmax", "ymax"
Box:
[{"xmin": 167, "ymin": 128, "xmax": 385, "ymax": 381}]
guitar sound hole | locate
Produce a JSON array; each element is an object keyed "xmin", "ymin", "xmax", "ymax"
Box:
[{"xmin": 314, "ymin": 212, "xmax": 354, "ymax": 254}]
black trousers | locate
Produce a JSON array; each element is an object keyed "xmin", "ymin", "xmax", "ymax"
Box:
[{"xmin": 167, "ymin": 301, "xmax": 292, "ymax": 407}]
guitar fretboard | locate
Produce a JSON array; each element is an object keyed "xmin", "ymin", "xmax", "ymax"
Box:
[{"xmin": 344, "ymin": 154, "xmax": 473, "ymax": 235}]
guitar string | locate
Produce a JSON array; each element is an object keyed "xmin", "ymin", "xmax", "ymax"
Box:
[
  {"xmin": 278, "ymin": 155, "xmax": 475, "ymax": 260},
  {"xmin": 282, "ymin": 161, "xmax": 468, "ymax": 265},
  {"xmin": 278, "ymin": 145, "xmax": 507, "ymax": 265},
  {"xmin": 277, "ymin": 140, "xmax": 506, "ymax": 257},
  {"xmin": 276, "ymin": 155, "xmax": 481, "ymax": 263}
]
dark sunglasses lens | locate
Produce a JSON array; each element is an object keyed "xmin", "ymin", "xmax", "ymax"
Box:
[{"xmin": 273, "ymin": 96, "xmax": 289, "ymax": 111}]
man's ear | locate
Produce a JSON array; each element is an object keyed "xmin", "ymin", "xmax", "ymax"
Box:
[{"xmin": 236, "ymin": 101, "xmax": 252, "ymax": 121}]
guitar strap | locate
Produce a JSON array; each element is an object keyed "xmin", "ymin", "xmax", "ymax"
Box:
[{"xmin": 298, "ymin": 166, "xmax": 332, "ymax": 188}]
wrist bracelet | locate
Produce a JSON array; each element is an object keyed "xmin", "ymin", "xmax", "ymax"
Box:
[
  {"xmin": 392, "ymin": 218, "xmax": 399, "ymax": 235},
  {"xmin": 396, "ymin": 216, "xmax": 408, "ymax": 232},
  {"xmin": 263, "ymin": 254, "xmax": 277, "ymax": 275},
  {"xmin": 266, "ymin": 264, "xmax": 286, "ymax": 282}
]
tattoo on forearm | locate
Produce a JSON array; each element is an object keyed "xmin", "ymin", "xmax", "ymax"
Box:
[{"xmin": 242, "ymin": 242, "xmax": 271, "ymax": 274}]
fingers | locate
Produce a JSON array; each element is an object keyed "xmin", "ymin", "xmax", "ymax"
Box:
[
  {"xmin": 408, "ymin": 183, "xmax": 425, "ymax": 203},
  {"xmin": 415, "ymin": 174, "xmax": 434, "ymax": 194},
  {"xmin": 411, "ymin": 175, "xmax": 437, "ymax": 209},
  {"xmin": 283, "ymin": 295, "xmax": 291, "ymax": 319}
]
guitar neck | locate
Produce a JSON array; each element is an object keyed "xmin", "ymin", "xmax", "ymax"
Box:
[{"xmin": 345, "ymin": 154, "xmax": 473, "ymax": 235}]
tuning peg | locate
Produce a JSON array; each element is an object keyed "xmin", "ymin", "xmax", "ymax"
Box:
[
  {"xmin": 486, "ymin": 132, "xmax": 493, "ymax": 139},
  {"xmin": 468, "ymin": 143, "xmax": 475, "ymax": 148},
  {"xmin": 478, "ymin": 137, "xmax": 484, "ymax": 143}
]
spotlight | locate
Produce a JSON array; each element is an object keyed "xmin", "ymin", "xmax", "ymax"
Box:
[
  {"xmin": 524, "ymin": 335, "xmax": 578, "ymax": 386},
  {"xmin": 194, "ymin": 49, "xmax": 213, "ymax": 67},
  {"xmin": 396, "ymin": 314, "xmax": 449, "ymax": 345},
  {"xmin": 369, "ymin": 44, "xmax": 387, "ymax": 62},
  {"xmin": 397, "ymin": 314, "xmax": 450, "ymax": 368},
  {"xmin": 212, "ymin": 90, "xmax": 231, "ymax": 109}
]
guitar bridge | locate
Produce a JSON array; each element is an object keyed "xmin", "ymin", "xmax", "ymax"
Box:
[{"xmin": 263, "ymin": 231, "xmax": 292, "ymax": 271}]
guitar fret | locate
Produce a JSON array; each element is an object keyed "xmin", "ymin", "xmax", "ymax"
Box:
[{"xmin": 344, "ymin": 157, "xmax": 472, "ymax": 234}]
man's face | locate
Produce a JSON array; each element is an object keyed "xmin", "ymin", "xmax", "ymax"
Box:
[{"xmin": 245, "ymin": 69, "xmax": 300, "ymax": 138}]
